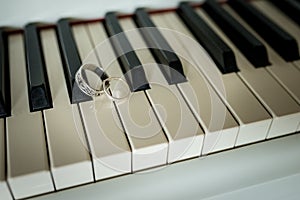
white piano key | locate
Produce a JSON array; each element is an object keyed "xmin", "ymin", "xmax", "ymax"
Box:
[
  {"xmin": 6, "ymin": 34, "xmax": 54, "ymax": 199},
  {"xmin": 150, "ymin": 14, "xmax": 240, "ymax": 153},
  {"xmin": 0, "ymin": 119, "xmax": 13, "ymax": 200},
  {"xmin": 40, "ymin": 29, "xmax": 94, "ymax": 189},
  {"xmin": 203, "ymin": 7, "xmax": 300, "ymax": 138},
  {"xmin": 116, "ymin": 91, "xmax": 168, "ymax": 171},
  {"xmin": 155, "ymin": 12, "xmax": 272, "ymax": 146},
  {"xmin": 239, "ymin": 69, "xmax": 300, "ymax": 138},
  {"xmin": 86, "ymin": 22, "xmax": 168, "ymax": 171},
  {"xmin": 119, "ymin": 18, "xmax": 204, "ymax": 162},
  {"xmin": 80, "ymin": 99, "xmax": 131, "ymax": 179},
  {"xmin": 74, "ymin": 23, "xmax": 168, "ymax": 172},
  {"xmin": 73, "ymin": 23, "xmax": 131, "ymax": 180},
  {"xmin": 250, "ymin": 1, "xmax": 300, "ymax": 70},
  {"xmin": 264, "ymin": 55, "xmax": 300, "ymax": 105},
  {"xmin": 180, "ymin": 66, "xmax": 240, "ymax": 153}
]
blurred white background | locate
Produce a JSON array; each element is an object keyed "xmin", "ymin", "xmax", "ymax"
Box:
[{"xmin": 0, "ymin": 0, "xmax": 201, "ymax": 27}]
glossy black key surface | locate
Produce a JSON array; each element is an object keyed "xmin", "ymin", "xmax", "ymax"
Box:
[
  {"xmin": 24, "ymin": 24, "xmax": 52, "ymax": 111},
  {"xmin": 56, "ymin": 19, "xmax": 91, "ymax": 103},
  {"xmin": 228, "ymin": 0, "xmax": 300, "ymax": 62},
  {"xmin": 134, "ymin": 8, "xmax": 186, "ymax": 84},
  {"xmin": 203, "ymin": 0, "xmax": 270, "ymax": 68},
  {"xmin": 177, "ymin": 2, "xmax": 238, "ymax": 74},
  {"xmin": 104, "ymin": 12, "xmax": 150, "ymax": 91},
  {"xmin": 270, "ymin": 0, "xmax": 300, "ymax": 26},
  {"xmin": 0, "ymin": 28, "xmax": 11, "ymax": 117}
]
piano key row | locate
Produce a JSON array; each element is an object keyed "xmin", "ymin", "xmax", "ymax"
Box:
[{"xmin": 1, "ymin": 0, "xmax": 300, "ymax": 199}]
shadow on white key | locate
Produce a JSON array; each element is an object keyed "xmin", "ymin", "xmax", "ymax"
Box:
[
  {"xmin": 84, "ymin": 22, "xmax": 169, "ymax": 171},
  {"xmin": 211, "ymin": 7, "xmax": 300, "ymax": 138},
  {"xmin": 40, "ymin": 29, "xmax": 94, "ymax": 189},
  {"xmin": 159, "ymin": 13, "xmax": 273, "ymax": 146},
  {"xmin": 250, "ymin": 1, "xmax": 300, "ymax": 71},
  {"xmin": 251, "ymin": 2, "xmax": 300, "ymax": 133},
  {"xmin": 6, "ymin": 34, "xmax": 54, "ymax": 199},
  {"xmin": 150, "ymin": 14, "xmax": 241, "ymax": 153},
  {"xmin": 153, "ymin": 12, "xmax": 274, "ymax": 147},
  {"xmin": 0, "ymin": 119, "xmax": 12, "ymax": 200},
  {"xmin": 195, "ymin": 9, "xmax": 282, "ymax": 141},
  {"xmin": 223, "ymin": 2, "xmax": 300, "ymax": 106},
  {"xmin": 119, "ymin": 18, "xmax": 204, "ymax": 162},
  {"xmin": 71, "ymin": 24, "xmax": 131, "ymax": 180}
]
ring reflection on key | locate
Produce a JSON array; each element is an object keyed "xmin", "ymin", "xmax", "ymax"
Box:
[{"xmin": 75, "ymin": 63, "xmax": 130, "ymax": 101}]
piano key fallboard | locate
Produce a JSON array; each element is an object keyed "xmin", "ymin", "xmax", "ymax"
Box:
[{"xmin": 1, "ymin": 0, "xmax": 300, "ymax": 199}]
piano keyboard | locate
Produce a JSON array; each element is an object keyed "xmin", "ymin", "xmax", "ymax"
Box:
[{"xmin": 1, "ymin": 0, "xmax": 300, "ymax": 199}]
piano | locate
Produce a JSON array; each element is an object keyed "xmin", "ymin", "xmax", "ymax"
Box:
[{"xmin": 1, "ymin": 0, "xmax": 300, "ymax": 199}]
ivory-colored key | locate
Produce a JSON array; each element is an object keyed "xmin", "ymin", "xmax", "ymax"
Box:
[
  {"xmin": 0, "ymin": 119, "xmax": 12, "ymax": 200},
  {"xmin": 72, "ymin": 24, "xmax": 131, "ymax": 180},
  {"xmin": 74, "ymin": 23, "xmax": 168, "ymax": 172},
  {"xmin": 41, "ymin": 29, "xmax": 94, "ymax": 189},
  {"xmin": 150, "ymin": 14, "xmax": 242, "ymax": 153},
  {"xmin": 6, "ymin": 34, "xmax": 54, "ymax": 199},
  {"xmin": 251, "ymin": 1, "xmax": 300, "ymax": 71},
  {"xmin": 201, "ymin": 7, "xmax": 300, "ymax": 138},
  {"xmin": 119, "ymin": 18, "xmax": 204, "ymax": 162},
  {"xmin": 154, "ymin": 12, "xmax": 272, "ymax": 146},
  {"xmin": 86, "ymin": 22, "xmax": 168, "ymax": 171}
]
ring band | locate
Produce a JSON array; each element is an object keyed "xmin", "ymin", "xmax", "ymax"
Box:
[
  {"xmin": 75, "ymin": 63, "xmax": 105, "ymax": 97},
  {"xmin": 75, "ymin": 63, "xmax": 130, "ymax": 101},
  {"xmin": 103, "ymin": 77, "xmax": 130, "ymax": 101}
]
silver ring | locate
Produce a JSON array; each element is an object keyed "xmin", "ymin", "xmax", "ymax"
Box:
[
  {"xmin": 75, "ymin": 63, "xmax": 105, "ymax": 97},
  {"xmin": 103, "ymin": 77, "xmax": 130, "ymax": 101},
  {"xmin": 75, "ymin": 63, "xmax": 130, "ymax": 101}
]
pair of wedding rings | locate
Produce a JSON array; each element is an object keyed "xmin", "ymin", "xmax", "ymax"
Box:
[{"xmin": 75, "ymin": 63, "xmax": 130, "ymax": 101}]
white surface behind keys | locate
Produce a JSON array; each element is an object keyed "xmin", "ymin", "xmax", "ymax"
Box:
[
  {"xmin": 0, "ymin": 0, "xmax": 202, "ymax": 27},
  {"xmin": 29, "ymin": 133, "xmax": 300, "ymax": 200}
]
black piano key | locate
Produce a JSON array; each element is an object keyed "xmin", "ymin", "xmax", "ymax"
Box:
[
  {"xmin": 202, "ymin": 0, "xmax": 270, "ymax": 68},
  {"xmin": 0, "ymin": 28, "xmax": 11, "ymax": 117},
  {"xmin": 228, "ymin": 0, "xmax": 300, "ymax": 62},
  {"xmin": 56, "ymin": 19, "xmax": 91, "ymax": 103},
  {"xmin": 104, "ymin": 12, "xmax": 150, "ymax": 91},
  {"xmin": 134, "ymin": 8, "xmax": 186, "ymax": 84},
  {"xmin": 270, "ymin": 0, "xmax": 300, "ymax": 26},
  {"xmin": 177, "ymin": 2, "xmax": 238, "ymax": 74},
  {"xmin": 24, "ymin": 24, "xmax": 52, "ymax": 111}
]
